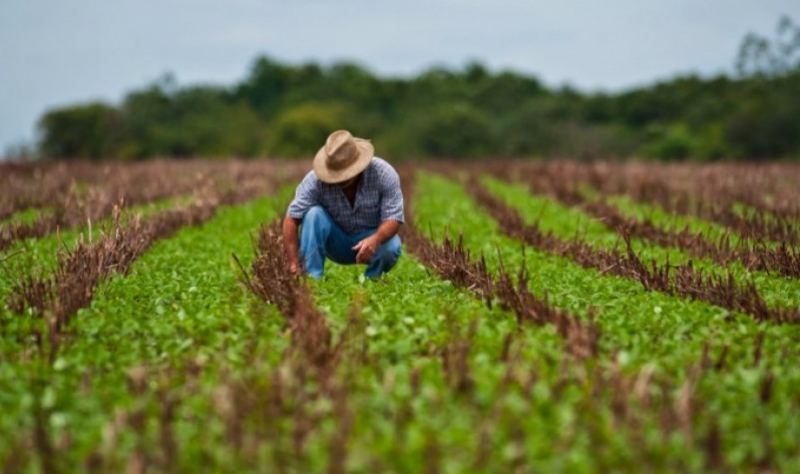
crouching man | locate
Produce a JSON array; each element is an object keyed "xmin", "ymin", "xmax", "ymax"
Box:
[{"xmin": 283, "ymin": 130, "xmax": 404, "ymax": 279}]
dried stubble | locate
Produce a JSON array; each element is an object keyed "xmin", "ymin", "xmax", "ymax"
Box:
[
  {"xmin": 466, "ymin": 174, "xmax": 800, "ymax": 324},
  {"xmin": 483, "ymin": 160, "xmax": 800, "ymax": 280},
  {"xmin": 2, "ymin": 160, "xmax": 800, "ymax": 473},
  {"xmin": 0, "ymin": 160, "xmax": 286, "ymax": 252},
  {"xmin": 401, "ymin": 169, "xmax": 599, "ymax": 360},
  {"xmin": 5, "ymin": 163, "xmax": 286, "ymax": 362},
  {"xmin": 502, "ymin": 160, "xmax": 800, "ymax": 246}
]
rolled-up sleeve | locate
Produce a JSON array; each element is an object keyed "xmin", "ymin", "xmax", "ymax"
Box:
[
  {"xmin": 380, "ymin": 167, "xmax": 405, "ymax": 224},
  {"xmin": 286, "ymin": 172, "xmax": 320, "ymax": 219}
]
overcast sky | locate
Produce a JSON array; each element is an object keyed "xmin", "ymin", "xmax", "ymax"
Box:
[{"xmin": 1, "ymin": 0, "xmax": 798, "ymax": 154}]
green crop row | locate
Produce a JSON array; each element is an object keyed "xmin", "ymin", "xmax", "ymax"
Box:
[
  {"xmin": 413, "ymin": 171, "xmax": 800, "ymax": 472},
  {"xmin": 480, "ymin": 176, "xmax": 800, "ymax": 308},
  {"xmin": 0, "ymin": 197, "xmax": 186, "ymax": 303},
  {"xmin": 311, "ymin": 257, "xmax": 517, "ymax": 361},
  {"xmin": 0, "ymin": 189, "xmax": 292, "ymax": 469},
  {"xmin": 2, "ymin": 171, "xmax": 799, "ymax": 473},
  {"xmin": 2, "ymin": 188, "xmax": 554, "ymax": 472},
  {"xmin": 606, "ymin": 194, "xmax": 789, "ymax": 248},
  {"xmin": 0, "ymin": 207, "xmax": 54, "ymax": 227}
]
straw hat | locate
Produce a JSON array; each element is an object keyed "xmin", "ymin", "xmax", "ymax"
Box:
[{"xmin": 313, "ymin": 130, "xmax": 374, "ymax": 184}]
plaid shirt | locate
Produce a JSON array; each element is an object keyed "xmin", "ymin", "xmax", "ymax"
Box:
[{"xmin": 286, "ymin": 157, "xmax": 405, "ymax": 234}]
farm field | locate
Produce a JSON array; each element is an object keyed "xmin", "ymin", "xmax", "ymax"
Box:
[{"xmin": 1, "ymin": 159, "xmax": 800, "ymax": 473}]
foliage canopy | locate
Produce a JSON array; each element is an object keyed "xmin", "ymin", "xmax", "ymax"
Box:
[{"xmin": 35, "ymin": 16, "xmax": 800, "ymax": 161}]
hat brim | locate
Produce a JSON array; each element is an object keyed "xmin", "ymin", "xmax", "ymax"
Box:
[{"xmin": 313, "ymin": 138, "xmax": 374, "ymax": 184}]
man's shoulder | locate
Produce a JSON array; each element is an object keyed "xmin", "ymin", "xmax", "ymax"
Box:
[
  {"xmin": 370, "ymin": 156, "xmax": 396, "ymax": 172},
  {"xmin": 300, "ymin": 170, "xmax": 320, "ymax": 186},
  {"xmin": 295, "ymin": 170, "xmax": 321, "ymax": 196},
  {"xmin": 368, "ymin": 157, "xmax": 399, "ymax": 181}
]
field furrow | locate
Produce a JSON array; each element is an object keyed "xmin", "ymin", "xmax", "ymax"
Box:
[
  {"xmin": 2, "ymin": 160, "xmax": 800, "ymax": 473},
  {"xmin": 419, "ymin": 172, "xmax": 789, "ymax": 360},
  {"xmin": 0, "ymin": 198, "xmax": 180, "ymax": 304},
  {"xmin": 0, "ymin": 189, "xmax": 294, "ymax": 468},
  {"xmin": 471, "ymin": 160, "xmax": 799, "ymax": 246},
  {"xmin": 477, "ymin": 175, "xmax": 800, "ymax": 315},
  {"xmin": 411, "ymin": 171, "xmax": 800, "ymax": 472},
  {"xmin": 574, "ymin": 195, "xmax": 800, "ymax": 279},
  {"xmin": 399, "ymin": 172, "xmax": 599, "ymax": 358},
  {"xmin": 0, "ymin": 162, "xmax": 285, "ymax": 252},
  {"xmin": 490, "ymin": 161, "xmax": 800, "ymax": 279},
  {"xmin": 508, "ymin": 160, "xmax": 800, "ymax": 245},
  {"xmin": 215, "ymin": 183, "xmax": 691, "ymax": 471}
]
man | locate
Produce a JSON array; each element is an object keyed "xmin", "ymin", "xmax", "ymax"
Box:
[{"xmin": 283, "ymin": 129, "xmax": 404, "ymax": 279}]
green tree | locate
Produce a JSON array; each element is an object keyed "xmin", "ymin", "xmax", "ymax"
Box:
[
  {"xmin": 725, "ymin": 87, "xmax": 800, "ymax": 159},
  {"xmin": 30, "ymin": 19, "xmax": 800, "ymax": 162},
  {"xmin": 639, "ymin": 123, "xmax": 699, "ymax": 160},
  {"xmin": 416, "ymin": 102, "xmax": 496, "ymax": 158},
  {"xmin": 236, "ymin": 56, "xmax": 292, "ymax": 116},
  {"xmin": 38, "ymin": 102, "xmax": 120, "ymax": 159},
  {"xmin": 265, "ymin": 103, "xmax": 350, "ymax": 158}
]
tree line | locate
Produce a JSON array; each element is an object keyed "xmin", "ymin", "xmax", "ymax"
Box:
[{"xmin": 36, "ymin": 16, "xmax": 800, "ymax": 161}]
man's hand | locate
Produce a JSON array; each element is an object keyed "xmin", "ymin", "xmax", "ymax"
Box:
[
  {"xmin": 289, "ymin": 260, "xmax": 301, "ymax": 275},
  {"xmin": 352, "ymin": 234, "xmax": 381, "ymax": 264},
  {"xmin": 352, "ymin": 220, "xmax": 401, "ymax": 264}
]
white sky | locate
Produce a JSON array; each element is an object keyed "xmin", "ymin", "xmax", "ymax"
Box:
[{"xmin": 1, "ymin": 0, "xmax": 798, "ymax": 153}]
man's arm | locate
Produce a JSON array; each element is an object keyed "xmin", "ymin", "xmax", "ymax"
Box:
[
  {"xmin": 284, "ymin": 171, "xmax": 320, "ymax": 274},
  {"xmin": 283, "ymin": 216, "xmax": 302, "ymax": 274},
  {"xmin": 352, "ymin": 219, "xmax": 401, "ymax": 264}
]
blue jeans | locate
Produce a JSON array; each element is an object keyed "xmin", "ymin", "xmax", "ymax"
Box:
[{"xmin": 300, "ymin": 206, "xmax": 402, "ymax": 279}]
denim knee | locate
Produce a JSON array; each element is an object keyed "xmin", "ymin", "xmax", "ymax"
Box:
[
  {"xmin": 302, "ymin": 206, "xmax": 331, "ymax": 231},
  {"xmin": 374, "ymin": 236, "xmax": 402, "ymax": 267},
  {"xmin": 380, "ymin": 237, "xmax": 402, "ymax": 257}
]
